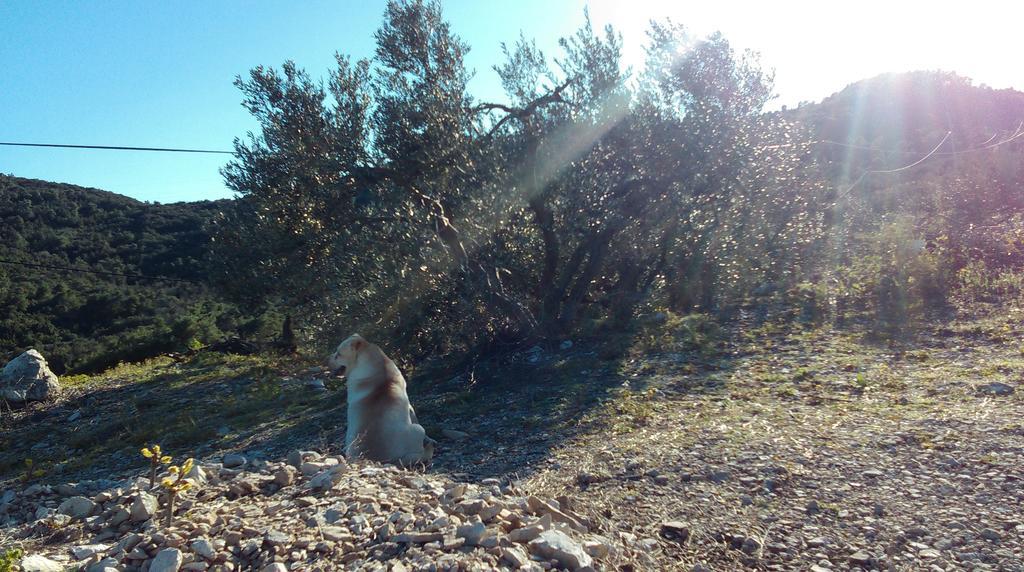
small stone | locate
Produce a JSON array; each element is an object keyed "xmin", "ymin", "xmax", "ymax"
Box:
[
  {"xmin": 150, "ymin": 548, "xmax": 184, "ymax": 572},
  {"xmin": 300, "ymin": 461, "xmax": 327, "ymax": 476},
  {"xmin": 306, "ymin": 465, "xmax": 345, "ymax": 492},
  {"xmin": 321, "ymin": 527, "xmax": 354, "ymax": 542},
  {"xmin": 20, "ymin": 555, "xmax": 64, "ymax": 572},
  {"xmin": 273, "ymin": 465, "xmax": 297, "ymax": 487},
  {"xmin": 88, "ymin": 557, "xmax": 120, "ymax": 572},
  {"xmin": 222, "ymin": 454, "xmax": 246, "ymax": 468},
  {"xmin": 906, "ymin": 526, "xmax": 928, "ymax": 539},
  {"xmin": 660, "ymin": 521, "xmax": 690, "ymax": 542},
  {"xmin": 976, "ymin": 382, "xmax": 1014, "ymax": 396},
  {"xmin": 260, "ymin": 565, "xmax": 288, "ymax": 572},
  {"xmin": 264, "ymin": 530, "xmax": 290, "ymax": 546},
  {"xmin": 577, "ymin": 472, "xmax": 610, "ymax": 486},
  {"xmin": 862, "ymin": 469, "xmax": 884, "ymax": 478},
  {"xmin": 131, "ymin": 491, "xmax": 158, "ymax": 522},
  {"xmin": 807, "ymin": 537, "xmax": 830, "ymax": 548},
  {"xmin": 980, "ymin": 528, "xmax": 1001, "ymax": 542},
  {"xmin": 741, "ymin": 537, "xmax": 761, "ymax": 555},
  {"xmin": 806, "ymin": 500, "xmax": 821, "ymax": 515},
  {"xmin": 583, "ymin": 537, "xmax": 611, "ymax": 558},
  {"xmin": 442, "ymin": 429, "xmax": 470, "ymax": 441},
  {"xmin": 509, "ymin": 524, "xmax": 545, "ymax": 543},
  {"xmin": 919, "ymin": 548, "xmax": 941, "ymax": 558},
  {"xmin": 58, "ymin": 496, "xmax": 97, "ymax": 519},
  {"xmin": 707, "ymin": 470, "xmax": 731, "ymax": 484},
  {"xmin": 528, "ymin": 529, "xmax": 593, "ymax": 570},
  {"xmin": 501, "ymin": 546, "xmax": 530, "ymax": 568},
  {"xmin": 456, "ymin": 521, "xmax": 488, "ymax": 545},
  {"xmin": 392, "ymin": 531, "xmax": 443, "ymax": 544},
  {"xmin": 191, "ymin": 538, "xmax": 216, "ymax": 559},
  {"xmin": 849, "ymin": 550, "xmax": 873, "ymax": 565},
  {"xmin": 72, "ymin": 544, "xmax": 109, "ymax": 560}
]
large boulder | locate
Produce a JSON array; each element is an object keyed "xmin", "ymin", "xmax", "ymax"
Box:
[{"xmin": 1, "ymin": 349, "xmax": 60, "ymax": 403}]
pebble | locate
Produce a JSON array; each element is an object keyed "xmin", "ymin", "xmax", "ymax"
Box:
[{"xmin": 149, "ymin": 548, "xmax": 184, "ymax": 572}]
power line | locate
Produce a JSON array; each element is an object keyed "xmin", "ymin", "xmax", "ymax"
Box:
[
  {"xmin": 0, "ymin": 258, "xmax": 197, "ymax": 284},
  {"xmin": 834, "ymin": 131, "xmax": 952, "ymax": 201},
  {"xmin": 0, "ymin": 142, "xmax": 233, "ymax": 154}
]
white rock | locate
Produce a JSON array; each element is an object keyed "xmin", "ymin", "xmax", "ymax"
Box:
[
  {"xmin": 222, "ymin": 453, "xmax": 246, "ymax": 468},
  {"xmin": 58, "ymin": 496, "xmax": 96, "ymax": 519},
  {"xmin": 583, "ymin": 535, "xmax": 612, "ymax": 558},
  {"xmin": 20, "ymin": 555, "xmax": 64, "ymax": 572},
  {"xmin": 185, "ymin": 464, "xmax": 207, "ymax": 485},
  {"xmin": 529, "ymin": 529, "xmax": 593, "ymax": 570},
  {"xmin": 306, "ymin": 465, "xmax": 346, "ymax": 492},
  {"xmin": 191, "ymin": 537, "xmax": 216, "ymax": 559},
  {"xmin": 0, "ymin": 349, "xmax": 60, "ymax": 402},
  {"xmin": 71, "ymin": 544, "xmax": 109, "ymax": 560},
  {"xmin": 131, "ymin": 491, "xmax": 158, "ymax": 522},
  {"xmin": 456, "ymin": 521, "xmax": 488, "ymax": 545},
  {"xmin": 107, "ymin": 507, "xmax": 130, "ymax": 526},
  {"xmin": 150, "ymin": 547, "xmax": 184, "ymax": 572},
  {"xmin": 260, "ymin": 564, "xmax": 288, "ymax": 572},
  {"xmin": 501, "ymin": 546, "xmax": 530, "ymax": 568},
  {"xmin": 300, "ymin": 461, "xmax": 327, "ymax": 476}
]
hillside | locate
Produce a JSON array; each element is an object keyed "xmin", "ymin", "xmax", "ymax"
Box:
[
  {"xmin": 0, "ymin": 176, "xmax": 248, "ymax": 374},
  {"xmin": 2, "ymin": 68, "xmax": 1024, "ymax": 571},
  {"xmin": 786, "ymin": 71, "xmax": 1024, "ymax": 182}
]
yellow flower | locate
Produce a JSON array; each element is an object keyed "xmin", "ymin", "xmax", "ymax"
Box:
[
  {"xmin": 161, "ymin": 477, "xmax": 175, "ymax": 487},
  {"xmin": 180, "ymin": 482, "xmax": 192, "ymax": 491},
  {"xmin": 168, "ymin": 466, "xmax": 179, "ymax": 474},
  {"xmin": 182, "ymin": 458, "xmax": 194, "ymax": 473},
  {"xmin": 160, "ymin": 456, "xmax": 172, "ymax": 464},
  {"xmin": 141, "ymin": 448, "xmax": 153, "ymax": 458}
]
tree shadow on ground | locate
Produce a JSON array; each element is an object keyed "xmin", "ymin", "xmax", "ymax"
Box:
[{"xmin": 0, "ymin": 329, "xmax": 736, "ymax": 488}]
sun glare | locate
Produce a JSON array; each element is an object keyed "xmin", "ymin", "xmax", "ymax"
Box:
[{"xmin": 582, "ymin": 0, "xmax": 1023, "ymax": 108}]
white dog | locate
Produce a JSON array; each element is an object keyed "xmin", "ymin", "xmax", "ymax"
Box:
[{"xmin": 328, "ymin": 334, "xmax": 434, "ymax": 466}]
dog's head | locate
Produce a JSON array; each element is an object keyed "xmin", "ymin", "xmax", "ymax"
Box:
[{"xmin": 327, "ymin": 333, "xmax": 367, "ymax": 375}]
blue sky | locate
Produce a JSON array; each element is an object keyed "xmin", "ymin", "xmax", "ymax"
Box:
[{"xmin": 2, "ymin": 1, "xmax": 1021, "ymax": 203}]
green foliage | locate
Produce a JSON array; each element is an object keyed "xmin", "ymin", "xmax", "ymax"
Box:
[
  {"xmin": 20, "ymin": 458, "xmax": 45, "ymax": 482},
  {"xmin": 0, "ymin": 175, "xmax": 268, "ymax": 373},
  {"xmin": 141, "ymin": 444, "xmax": 172, "ymax": 490},
  {"xmin": 160, "ymin": 456, "xmax": 195, "ymax": 527},
  {"xmin": 215, "ymin": 1, "xmax": 827, "ymax": 358},
  {"xmin": 0, "ymin": 548, "xmax": 23, "ymax": 572}
]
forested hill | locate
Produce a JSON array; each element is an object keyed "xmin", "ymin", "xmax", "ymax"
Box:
[
  {"xmin": 785, "ymin": 71, "xmax": 1024, "ymax": 174},
  {"xmin": 0, "ymin": 175, "xmax": 243, "ymax": 374}
]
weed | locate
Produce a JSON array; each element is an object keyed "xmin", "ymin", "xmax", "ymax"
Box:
[
  {"xmin": 141, "ymin": 444, "xmax": 172, "ymax": 490},
  {"xmin": 20, "ymin": 458, "xmax": 45, "ymax": 482},
  {"xmin": 0, "ymin": 548, "xmax": 23, "ymax": 572},
  {"xmin": 160, "ymin": 457, "xmax": 195, "ymax": 527}
]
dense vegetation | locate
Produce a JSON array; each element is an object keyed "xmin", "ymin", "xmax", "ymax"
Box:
[
  {"xmin": 4, "ymin": 2, "xmax": 1023, "ymax": 376},
  {"xmin": 0, "ymin": 176, "xmax": 267, "ymax": 374},
  {"xmin": 215, "ymin": 0, "xmax": 1024, "ymax": 361}
]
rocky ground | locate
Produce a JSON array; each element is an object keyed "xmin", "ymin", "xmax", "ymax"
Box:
[{"xmin": 2, "ymin": 303, "xmax": 1023, "ymax": 570}]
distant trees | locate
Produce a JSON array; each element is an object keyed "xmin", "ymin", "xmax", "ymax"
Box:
[
  {"xmin": 0, "ymin": 176, "xmax": 255, "ymax": 373},
  {"xmin": 216, "ymin": 0, "xmax": 829, "ymax": 356}
]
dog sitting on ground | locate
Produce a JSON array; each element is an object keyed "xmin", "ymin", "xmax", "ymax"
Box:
[{"xmin": 327, "ymin": 334, "xmax": 434, "ymax": 466}]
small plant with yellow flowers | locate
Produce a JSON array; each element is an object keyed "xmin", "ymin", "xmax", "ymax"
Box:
[
  {"xmin": 160, "ymin": 457, "xmax": 194, "ymax": 526},
  {"xmin": 141, "ymin": 444, "xmax": 172, "ymax": 490},
  {"xmin": 20, "ymin": 458, "xmax": 45, "ymax": 482}
]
